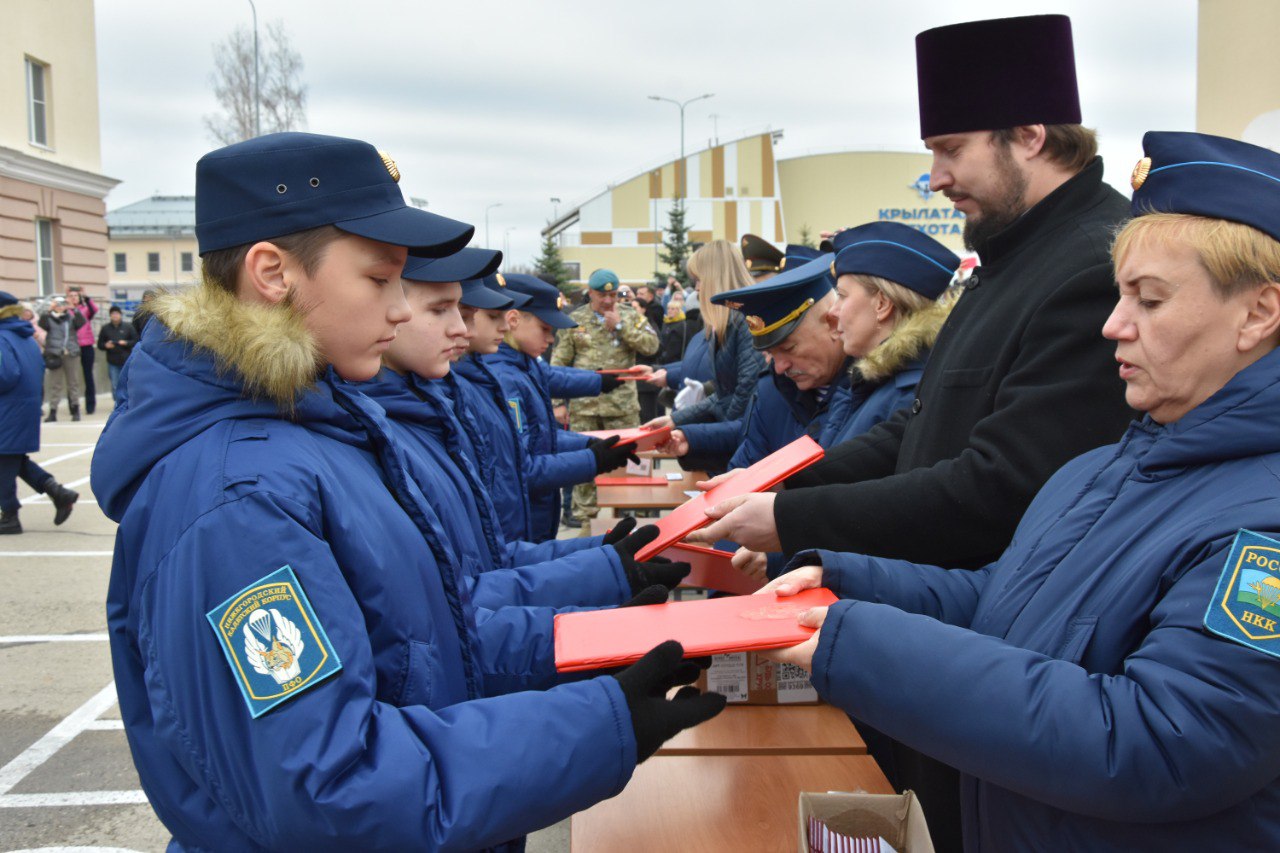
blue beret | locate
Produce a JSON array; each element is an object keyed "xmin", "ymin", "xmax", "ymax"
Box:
[
  {"xmin": 195, "ymin": 132, "xmax": 473, "ymax": 258},
  {"xmin": 588, "ymin": 269, "xmax": 621, "ymax": 292},
  {"xmin": 710, "ymin": 254, "xmax": 834, "ymax": 350},
  {"xmin": 403, "ymin": 248, "xmax": 501, "ymax": 284},
  {"xmin": 916, "ymin": 15, "xmax": 1080, "ymax": 139},
  {"xmin": 460, "ymin": 272, "xmax": 529, "ymax": 310},
  {"xmin": 831, "ymin": 223, "xmax": 959, "ymax": 300},
  {"xmin": 1130, "ymin": 131, "xmax": 1280, "ymax": 244},
  {"xmin": 503, "ymin": 273, "xmax": 576, "ymax": 329}
]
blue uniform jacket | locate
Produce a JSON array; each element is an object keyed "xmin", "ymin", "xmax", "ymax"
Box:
[
  {"xmin": 671, "ymin": 318, "xmax": 765, "ymax": 427},
  {"xmin": 663, "ymin": 329, "xmax": 713, "ymax": 389},
  {"xmin": 483, "ymin": 343, "xmax": 595, "ymax": 540},
  {"xmin": 360, "ymin": 368, "xmax": 626, "ymax": 609},
  {"xmin": 0, "ymin": 314, "xmax": 43, "ymax": 454},
  {"xmin": 804, "ymin": 347, "xmax": 1280, "ymax": 851},
  {"xmin": 95, "ymin": 311, "xmax": 635, "ymax": 851},
  {"xmin": 541, "ymin": 360, "xmax": 604, "ymax": 398}
]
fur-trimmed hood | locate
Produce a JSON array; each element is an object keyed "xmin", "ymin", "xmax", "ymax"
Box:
[
  {"xmin": 855, "ymin": 294, "xmax": 957, "ymax": 384},
  {"xmin": 150, "ymin": 283, "xmax": 321, "ymax": 408}
]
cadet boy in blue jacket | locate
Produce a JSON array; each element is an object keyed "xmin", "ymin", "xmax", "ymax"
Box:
[{"xmin": 94, "ymin": 132, "xmax": 724, "ymax": 852}]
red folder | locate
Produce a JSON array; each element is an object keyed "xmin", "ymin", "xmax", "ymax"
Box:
[
  {"xmin": 581, "ymin": 424, "xmax": 674, "ymax": 452},
  {"xmin": 595, "ymin": 476, "xmax": 668, "ymax": 487},
  {"xmin": 554, "ymin": 587, "xmax": 838, "ymax": 672},
  {"xmin": 661, "ymin": 542, "xmax": 764, "ymax": 595},
  {"xmin": 596, "ymin": 366, "xmax": 650, "ymax": 375},
  {"xmin": 634, "ymin": 435, "xmax": 824, "ymax": 560}
]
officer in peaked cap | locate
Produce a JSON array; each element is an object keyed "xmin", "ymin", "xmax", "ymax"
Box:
[
  {"xmin": 779, "ymin": 244, "xmax": 822, "ymax": 273},
  {"xmin": 551, "ymin": 267, "xmax": 659, "ymax": 526},
  {"xmin": 684, "ymin": 18, "xmax": 1135, "ymax": 849},
  {"xmin": 740, "ymin": 233, "xmax": 784, "ymax": 281}
]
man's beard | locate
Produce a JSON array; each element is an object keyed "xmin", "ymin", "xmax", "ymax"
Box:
[{"xmin": 961, "ymin": 142, "xmax": 1029, "ymax": 252}]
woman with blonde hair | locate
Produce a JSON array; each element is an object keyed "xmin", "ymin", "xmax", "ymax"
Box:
[{"xmin": 646, "ymin": 240, "xmax": 763, "ymax": 434}]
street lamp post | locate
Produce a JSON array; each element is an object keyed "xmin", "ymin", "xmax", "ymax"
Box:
[
  {"xmin": 550, "ymin": 197, "xmax": 561, "ymax": 220},
  {"xmin": 647, "ymin": 93, "xmax": 714, "ymax": 201},
  {"xmin": 247, "ymin": 0, "xmax": 260, "ymax": 137},
  {"xmin": 484, "ymin": 202, "xmax": 503, "ymax": 249},
  {"xmin": 503, "ymin": 226, "xmax": 516, "ymax": 267}
]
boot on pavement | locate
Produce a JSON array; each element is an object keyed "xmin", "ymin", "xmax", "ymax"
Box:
[
  {"xmin": 44, "ymin": 481, "xmax": 79, "ymax": 525},
  {"xmin": 0, "ymin": 510, "xmax": 20, "ymax": 534},
  {"xmin": 44, "ymin": 408, "xmax": 56, "ymax": 423},
  {"xmin": 70, "ymin": 404, "xmax": 81, "ymax": 422}
]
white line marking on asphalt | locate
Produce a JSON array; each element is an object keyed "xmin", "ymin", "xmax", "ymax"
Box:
[
  {"xmin": 34, "ymin": 447, "xmax": 95, "ymax": 467},
  {"xmin": 0, "ymin": 552, "xmax": 113, "ymax": 557},
  {"xmin": 0, "ymin": 634, "xmax": 109, "ymax": 643},
  {"xmin": 0, "ymin": 791, "xmax": 149, "ymax": 807},
  {"xmin": 40, "ymin": 443, "xmax": 96, "ymax": 448},
  {"xmin": 21, "ymin": 497, "xmax": 99, "ymax": 507},
  {"xmin": 0, "ymin": 682, "xmax": 118, "ymax": 797},
  {"xmin": 83, "ymin": 720, "xmax": 125, "ymax": 731},
  {"xmin": 43, "ymin": 423, "xmax": 105, "ymax": 430},
  {"xmin": 20, "ymin": 476, "xmax": 91, "ymax": 505}
]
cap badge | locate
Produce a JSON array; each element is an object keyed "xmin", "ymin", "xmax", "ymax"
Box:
[
  {"xmin": 745, "ymin": 258, "xmax": 754, "ymax": 269},
  {"xmin": 604, "ymin": 282, "xmax": 615, "ymax": 292},
  {"xmin": 557, "ymin": 293, "xmax": 567, "ymax": 309},
  {"xmin": 495, "ymin": 273, "xmax": 507, "ymax": 287},
  {"xmin": 830, "ymin": 262, "xmax": 837, "ymax": 278},
  {"xmin": 1131, "ymin": 156, "xmax": 1152, "ymax": 191},
  {"xmin": 779, "ymin": 257, "xmax": 788, "ymax": 270},
  {"xmin": 378, "ymin": 150, "xmax": 401, "ymax": 183},
  {"xmin": 745, "ymin": 315, "xmax": 766, "ymax": 333}
]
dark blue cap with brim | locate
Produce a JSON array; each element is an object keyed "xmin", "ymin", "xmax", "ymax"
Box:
[
  {"xmin": 780, "ymin": 244, "xmax": 822, "ymax": 272},
  {"xmin": 1130, "ymin": 131, "xmax": 1280, "ymax": 243},
  {"xmin": 502, "ymin": 273, "xmax": 576, "ymax": 329},
  {"xmin": 460, "ymin": 272, "xmax": 520, "ymax": 310},
  {"xmin": 711, "ymin": 254, "xmax": 834, "ymax": 350},
  {"xmin": 403, "ymin": 248, "xmax": 501, "ymax": 284},
  {"xmin": 195, "ymin": 132, "xmax": 474, "ymax": 259},
  {"xmin": 831, "ymin": 222, "xmax": 959, "ymax": 300}
]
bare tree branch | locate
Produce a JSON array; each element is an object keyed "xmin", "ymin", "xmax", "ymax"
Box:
[{"xmin": 204, "ymin": 21, "xmax": 307, "ymax": 145}]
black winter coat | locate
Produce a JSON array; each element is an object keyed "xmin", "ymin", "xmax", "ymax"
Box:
[{"xmin": 775, "ymin": 158, "xmax": 1133, "ymax": 568}]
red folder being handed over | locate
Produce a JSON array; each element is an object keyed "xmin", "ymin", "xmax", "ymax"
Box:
[
  {"xmin": 595, "ymin": 476, "xmax": 668, "ymax": 487},
  {"xmin": 634, "ymin": 435, "xmax": 824, "ymax": 560},
  {"xmin": 580, "ymin": 424, "xmax": 674, "ymax": 453},
  {"xmin": 661, "ymin": 542, "xmax": 764, "ymax": 596},
  {"xmin": 596, "ymin": 365, "xmax": 650, "ymax": 375},
  {"xmin": 554, "ymin": 587, "xmax": 838, "ymax": 672}
]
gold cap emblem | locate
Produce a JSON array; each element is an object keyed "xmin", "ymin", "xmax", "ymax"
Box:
[
  {"xmin": 603, "ymin": 282, "xmax": 614, "ymax": 292},
  {"xmin": 745, "ymin": 315, "xmax": 765, "ymax": 333},
  {"xmin": 557, "ymin": 293, "xmax": 567, "ymax": 309},
  {"xmin": 1131, "ymin": 156, "xmax": 1152, "ymax": 191},
  {"xmin": 745, "ymin": 258, "xmax": 754, "ymax": 270},
  {"xmin": 495, "ymin": 273, "xmax": 506, "ymax": 287},
  {"xmin": 378, "ymin": 150, "xmax": 401, "ymax": 183},
  {"xmin": 830, "ymin": 262, "xmax": 837, "ymax": 278},
  {"xmin": 779, "ymin": 257, "xmax": 788, "ymax": 270}
]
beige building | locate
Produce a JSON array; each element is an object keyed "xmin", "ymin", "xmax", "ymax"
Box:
[
  {"xmin": 0, "ymin": 0, "xmax": 117, "ymax": 300},
  {"xmin": 546, "ymin": 133, "xmax": 962, "ymax": 284},
  {"xmin": 106, "ymin": 195, "xmax": 200, "ymax": 306},
  {"xmin": 1197, "ymin": 0, "xmax": 1280, "ymax": 148}
]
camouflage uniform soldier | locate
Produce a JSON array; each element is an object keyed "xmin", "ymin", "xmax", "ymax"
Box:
[{"xmin": 551, "ymin": 268, "xmax": 659, "ymax": 523}]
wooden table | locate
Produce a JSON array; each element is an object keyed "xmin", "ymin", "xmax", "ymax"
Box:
[
  {"xmin": 596, "ymin": 471, "xmax": 706, "ymax": 510},
  {"xmin": 570, "ymin": 754, "xmax": 891, "ymax": 851},
  {"xmin": 657, "ymin": 703, "xmax": 865, "ymax": 756}
]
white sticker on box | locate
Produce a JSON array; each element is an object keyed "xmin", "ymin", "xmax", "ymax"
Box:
[
  {"xmin": 774, "ymin": 661, "xmax": 818, "ymax": 703},
  {"xmin": 665, "ymin": 472, "xmax": 684, "ymax": 481},
  {"xmin": 706, "ymin": 652, "xmax": 748, "ymax": 703}
]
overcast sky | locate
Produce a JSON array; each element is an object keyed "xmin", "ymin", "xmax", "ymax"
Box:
[{"xmin": 95, "ymin": 0, "xmax": 1198, "ymax": 264}]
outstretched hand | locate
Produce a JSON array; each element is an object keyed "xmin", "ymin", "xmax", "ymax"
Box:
[{"xmin": 683, "ymin": 492, "xmax": 780, "ymax": 552}]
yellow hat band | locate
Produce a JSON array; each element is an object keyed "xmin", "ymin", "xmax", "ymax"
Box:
[{"xmin": 746, "ymin": 297, "xmax": 816, "ymax": 337}]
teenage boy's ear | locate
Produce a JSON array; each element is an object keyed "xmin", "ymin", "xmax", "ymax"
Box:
[
  {"xmin": 242, "ymin": 241, "xmax": 296, "ymax": 304},
  {"xmin": 504, "ymin": 309, "xmax": 521, "ymax": 329}
]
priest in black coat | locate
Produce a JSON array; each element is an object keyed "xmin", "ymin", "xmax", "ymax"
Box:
[{"xmin": 687, "ymin": 15, "xmax": 1135, "ymax": 850}]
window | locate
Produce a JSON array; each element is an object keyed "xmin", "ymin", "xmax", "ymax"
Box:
[
  {"xmin": 181, "ymin": 252, "xmax": 194, "ymax": 273},
  {"xmin": 35, "ymin": 219, "xmax": 55, "ymax": 296},
  {"xmin": 114, "ymin": 252, "xmax": 127, "ymax": 273},
  {"xmin": 26, "ymin": 58, "xmax": 49, "ymax": 147},
  {"xmin": 147, "ymin": 252, "xmax": 160, "ymax": 273}
]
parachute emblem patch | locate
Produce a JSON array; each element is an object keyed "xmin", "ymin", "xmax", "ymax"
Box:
[
  {"xmin": 1205, "ymin": 529, "xmax": 1280, "ymax": 659},
  {"xmin": 206, "ymin": 565, "xmax": 342, "ymax": 718}
]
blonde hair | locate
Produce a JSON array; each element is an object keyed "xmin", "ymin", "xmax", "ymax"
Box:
[
  {"xmin": 687, "ymin": 240, "xmax": 753, "ymax": 344},
  {"xmin": 1113, "ymin": 212, "xmax": 1280, "ymax": 300},
  {"xmin": 851, "ymin": 274, "xmax": 936, "ymax": 322}
]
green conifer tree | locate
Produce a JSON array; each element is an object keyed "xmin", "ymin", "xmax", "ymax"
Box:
[
  {"xmin": 534, "ymin": 232, "xmax": 571, "ymax": 290},
  {"xmin": 656, "ymin": 200, "xmax": 693, "ymax": 288}
]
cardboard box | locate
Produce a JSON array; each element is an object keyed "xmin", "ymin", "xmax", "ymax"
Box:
[
  {"xmin": 695, "ymin": 651, "xmax": 820, "ymax": 705},
  {"xmin": 797, "ymin": 791, "xmax": 934, "ymax": 853}
]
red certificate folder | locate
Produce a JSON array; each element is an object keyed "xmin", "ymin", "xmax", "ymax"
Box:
[
  {"xmin": 634, "ymin": 435, "xmax": 824, "ymax": 561},
  {"xmin": 554, "ymin": 587, "xmax": 838, "ymax": 672},
  {"xmin": 581, "ymin": 424, "xmax": 674, "ymax": 453},
  {"xmin": 594, "ymin": 476, "xmax": 668, "ymax": 487},
  {"xmin": 661, "ymin": 542, "xmax": 764, "ymax": 596},
  {"xmin": 596, "ymin": 365, "xmax": 650, "ymax": 375}
]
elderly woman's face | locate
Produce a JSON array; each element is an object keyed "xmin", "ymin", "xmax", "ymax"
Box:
[
  {"xmin": 1104, "ymin": 241, "xmax": 1259, "ymax": 424},
  {"xmin": 830, "ymin": 275, "xmax": 890, "ymax": 358}
]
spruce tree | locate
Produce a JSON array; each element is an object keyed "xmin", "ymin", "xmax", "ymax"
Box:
[
  {"xmin": 656, "ymin": 200, "xmax": 693, "ymax": 288},
  {"xmin": 534, "ymin": 233, "xmax": 571, "ymax": 290},
  {"xmin": 798, "ymin": 223, "xmax": 817, "ymax": 249}
]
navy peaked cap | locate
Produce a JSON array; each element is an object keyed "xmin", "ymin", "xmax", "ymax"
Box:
[
  {"xmin": 403, "ymin": 248, "xmax": 501, "ymax": 284},
  {"xmin": 711, "ymin": 254, "xmax": 834, "ymax": 350},
  {"xmin": 831, "ymin": 223, "xmax": 959, "ymax": 300},
  {"xmin": 195, "ymin": 132, "xmax": 473, "ymax": 258},
  {"xmin": 503, "ymin": 273, "xmax": 576, "ymax": 329}
]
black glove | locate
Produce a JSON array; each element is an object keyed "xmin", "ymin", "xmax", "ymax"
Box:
[
  {"xmin": 599, "ymin": 373, "xmax": 623, "ymax": 393},
  {"xmin": 611, "ymin": 524, "xmax": 690, "ymax": 595},
  {"xmin": 603, "ymin": 515, "xmax": 637, "ymax": 546},
  {"xmin": 621, "ymin": 583, "xmax": 670, "ymax": 608},
  {"xmin": 613, "ymin": 640, "xmax": 727, "ymax": 762},
  {"xmin": 590, "ymin": 434, "xmax": 640, "ymax": 474}
]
